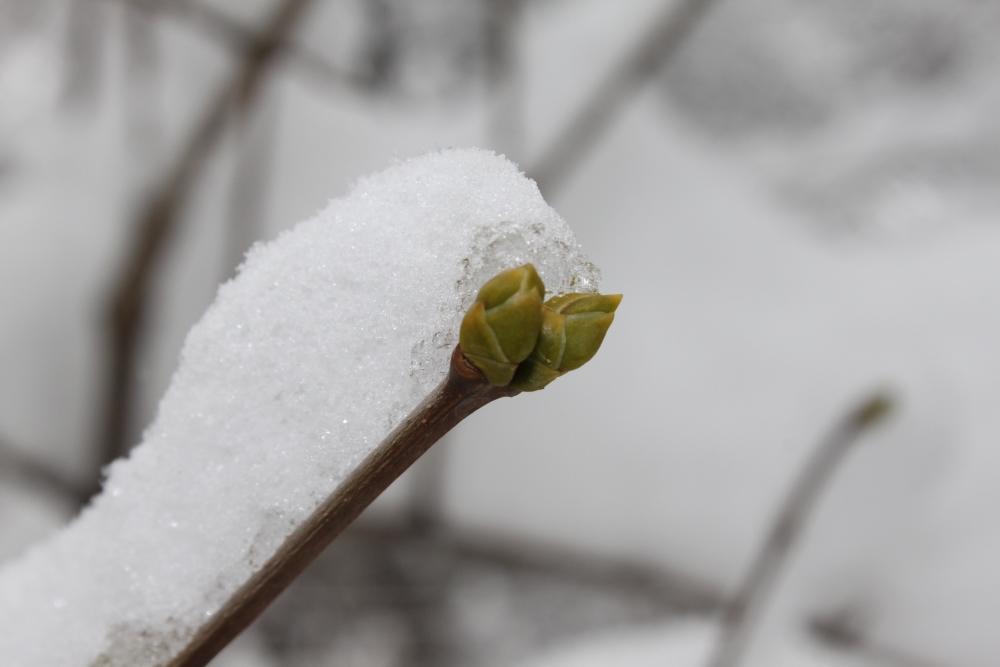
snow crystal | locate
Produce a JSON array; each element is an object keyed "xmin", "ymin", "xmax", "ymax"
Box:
[{"xmin": 0, "ymin": 148, "xmax": 599, "ymax": 666}]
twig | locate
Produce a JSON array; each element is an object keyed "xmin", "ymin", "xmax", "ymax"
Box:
[
  {"xmin": 166, "ymin": 346, "xmax": 518, "ymax": 667},
  {"xmin": 528, "ymin": 0, "xmax": 721, "ymax": 196},
  {"xmin": 62, "ymin": 0, "xmax": 106, "ymax": 106},
  {"xmin": 406, "ymin": 434, "xmax": 451, "ymax": 534},
  {"xmin": 108, "ymin": 0, "xmax": 366, "ymax": 92},
  {"xmin": 122, "ymin": 0, "xmax": 162, "ymax": 161},
  {"xmin": 222, "ymin": 87, "xmax": 280, "ymax": 280},
  {"xmin": 811, "ymin": 612, "xmax": 957, "ymax": 667},
  {"xmin": 484, "ymin": 0, "xmax": 524, "ymax": 160},
  {"xmin": 706, "ymin": 391, "xmax": 895, "ymax": 667},
  {"xmin": 0, "ymin": 437, "xmax": 89, "ymax": 508},
  {"xmin": 93, "ymin": 0, "xmax": 321, "ymax": 497}
]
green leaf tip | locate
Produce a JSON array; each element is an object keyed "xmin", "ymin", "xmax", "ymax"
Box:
[
  {"xmin": 511, "ymin": 292, "xmax": 622, "ymax": 392},
  {"xmin": 459, "ymin": 264, "xmax": 546, "ymax": 385}
]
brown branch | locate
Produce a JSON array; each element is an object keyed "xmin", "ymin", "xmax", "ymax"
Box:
[
  {"xmin": 222, "ymin": 89, "xmax": 279, "ymax": 280},
  {"xmin": 165, "ymin": 346, "xmax": 518, "ymax": 667},
  {"xmin": 92, "ymin": 0, "xmax": 322, "ymax": 498},
  {"xmin": 706, "ymin": 391, "xmax": 895, "ymax": 667},
  {"xmin": 528, "ymin": 0, "xmax": 721, "ymax": 197}
]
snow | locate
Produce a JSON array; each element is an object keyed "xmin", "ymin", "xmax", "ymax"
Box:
[{"xmin": 0, "ymin": 148, "xmax": 599, "ymax": 666}]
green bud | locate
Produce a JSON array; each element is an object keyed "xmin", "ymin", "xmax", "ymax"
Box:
[
  {"xmin": 511, "ymin": 292, "xmax": 622, "ymax": 392},
  {"xmin": 459, "ymin": 264, "xmax": 546, "ymax": 385}
]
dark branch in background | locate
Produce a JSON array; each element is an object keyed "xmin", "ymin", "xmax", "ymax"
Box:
[
  {"xmin": 122, "ymin": 1, "xmax": 163, "ymax": 162},
  {"xmin": 405, "ymin": 435, "xmax": 451, "ymax": 534},
  {"xmin": 113, "ymin": 0, "xmax": 367, "ymax": 92},
  {"xmin": 706, "ymin": 391, "xmax": 895, "ymax": 667},
  {"xmin": 222, "ymin": 87, "xmax": 280, "ymax": 280},
  {"xmin": 422, "ymin": 521, "xmax": 721, "ymax": 613},
  {"xmin": 811, "ymin": 610, "xmax": 957, "ymax": 667},
  {"xmin": 62, "ymin": 0, "xmax": 106, "ymax": 106},
  {"xmin": 528, "ymin": 0, "xmax": 721, "ymax": 197},
  {"xmin": 484, "ymin": 0, "xmax": 524, "ymax": 159},
  {"xmin": 321, "ymin": 517, "xmax": 720, "ymax": 667},
  {"xmin": 0, "ymin": 436, "xmax": 89, "ymax": 508},
  {"xmin": 363, "ymin": 0, "xmax": 400, "ymax": 90},
  {"xmin": 92, "ymin": 0, "xmax": 322, "ymax": 498}
]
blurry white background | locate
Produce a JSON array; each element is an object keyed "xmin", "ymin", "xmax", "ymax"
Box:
[{"xmin": 2, "ymin": 0, "xmax": 1000, "ymax": 665}]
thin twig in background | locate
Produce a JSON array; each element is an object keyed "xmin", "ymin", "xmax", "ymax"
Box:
[
  {"xmin": 93, "ymin": 0, "xmax": 323, "ymax": 498},
  {"xmin": 122, "ymin": 1, "xmax": 162, "ymax": 161},
  {"xmin": 0, "ymin": 436, "xmax": 89, "ymax": 508},
  {"xmin": 255, "ymin": 518, "xmax": 719, "ymax": 664},
  {"xmin": 528, "ymin": 0, "xmax": 721, "ymax": 197},
  {"xmin": 810, "ymin": 611, "xmax": 957, "ymax": 667},
  {"xmin": 706, "ymin": 391, "xmax": 895, "ymax": 667},
  {"xmin": 108, "ymin": 0, "xmax": 367, "ymax": 92},
  {"xmin": 163, "ymin": 347, "xmax": 518, "ymax": 667},
  {"xmin": 381, "ymin": 525, "xmax": 454, "ymax": 667},
  {"xmin": 222, "ymin": 88, "xmax": 280, "ymax": 280},
  {"xmin": 406, "ymin": 435, "xmax": 451, "ymax": 533},
  {"xmin": 362, "ymin": 0, "xmax": 400, "ymax": 90},
  {"xmin": 484, "ymin": 0, "xmax": 525, "ymax": 160},
  {"xmin": 62, "ymin": 0, "xmax": 106, "ymax": 106}
]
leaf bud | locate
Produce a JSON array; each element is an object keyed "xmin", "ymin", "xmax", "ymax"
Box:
[
  {"xmin": 459, "ymin": 264, "xmax": 546, "ymax": 385},
  {"xmin": 511, "ymin": 292, "xmax": 622, "ymax": 392}
]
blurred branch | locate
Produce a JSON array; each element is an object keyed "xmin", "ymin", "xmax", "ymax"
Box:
[
  {"xmin": 528, "ymin": 0, "xmax": 720, "ymax": 197},
  {"xmin": 0, "ymin": 436, "xmax": 89, "ymax": 508},
  {"xmin": 62, "ymin": 0, "xmax": 106, "ymax": 106},
  {"xmin": 484, "ymin": 0, "xmax": 524, "ymax": 159},
  {"xmin": 811, "ymin": 612, "xmax": 958, "ymax": 667},
  {"xmin": 406, "ymin": 435, "xmax": 451, "ymax": 534},
  {"xmin": 222, "ymin": 87, "xmax": 280, "ymax": 279},
  {"xmin": 706, "ymin": 391, "xmax": 895, "ymax": 667},
  {"xmin": 122, "ymin": 1, "xmax": 163, "ymax": 162},
  {"xmin": 93, "ymin": 0, "xmax": 323, "ymax": 497},
  {"xmin": 423, "ymin": 522, "xmax": 720, "ymax": 613},
  {"xmin": 111, "ymin": 0, "xmax": 367, "ymax": 91}
]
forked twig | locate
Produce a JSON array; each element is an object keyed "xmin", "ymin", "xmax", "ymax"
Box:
[
  {"xmin": 529, "ymin": 0, "xmax": 721, "ymax": 196},
  {"xmin": 706, "ymin": 391, "xmax": 894, "ymax": 667},
  {"xmin": 166, "ymin": 346, "xmax": 517, "ymax": 667}
]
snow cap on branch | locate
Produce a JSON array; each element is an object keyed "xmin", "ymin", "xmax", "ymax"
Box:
[{"xmin": 0, "ymin": 148, "xmax": 599, "ymax": 666}]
